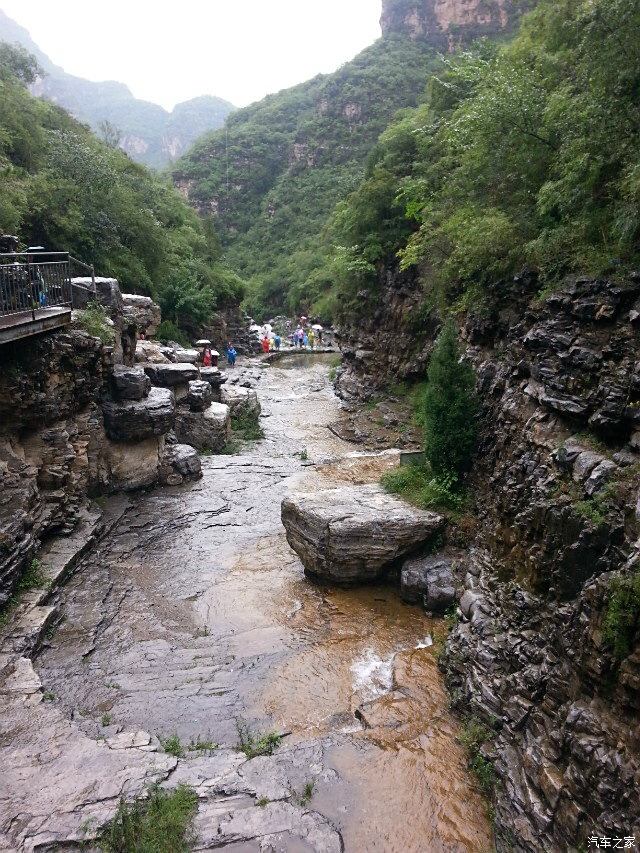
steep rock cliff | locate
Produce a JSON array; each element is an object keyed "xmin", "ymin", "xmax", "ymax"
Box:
[
  {"xmin": 336, "ymin": 272, "xmax": 640, "ymax": 849},
  {"xmin": 380, "ymin": 0, "xmax": 534, "ymax": 48}
]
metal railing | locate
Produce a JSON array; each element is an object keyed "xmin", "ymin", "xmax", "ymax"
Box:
[
  {"xmin": 0, "ymin": 251, "xmax": 96, "ymax": 319},
  {"xmin": 0, "ymin": 251, "xmax": 71, "ymax": 319}
]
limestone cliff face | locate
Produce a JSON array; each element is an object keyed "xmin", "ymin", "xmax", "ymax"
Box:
[
  {"xmin": 336, "ymin": 271, "xmax": 640, "ymax": 849},
  {"xmin": 380, "ymin": 0, "xmax": 533, "ymax": 48}
]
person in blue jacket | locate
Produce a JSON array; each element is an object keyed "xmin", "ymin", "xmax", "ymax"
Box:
[{"xmin": 226, "ymin": 343, "xmax": 237, "ymax": 366}]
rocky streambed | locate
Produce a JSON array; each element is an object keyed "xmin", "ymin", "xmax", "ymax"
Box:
[{"xmin": 1, "ymin": 354, "xmax": 491, "ymax": 852}]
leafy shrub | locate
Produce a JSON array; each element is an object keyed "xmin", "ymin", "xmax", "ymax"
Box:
[
  {"xmin": 99, "ymin": 785, "xmax": 197, "ymax": 853},
  {"xmin": 421, "ymin": 321, "xmax": 477, "ymax": 477},
  {"xmin": 381, "ymin": 463, "xmax": 464, "ymax": 511},
  {"xmin": 603, "ymin": 569, "xmax": 640, "ymax": 661},
  {"xmin": 155, "ymin": 321, "xmax": 190, "ymax": 348},
  {"xmin": 159, "ymin": 734, "xmax": 184, "ymax": 758}
]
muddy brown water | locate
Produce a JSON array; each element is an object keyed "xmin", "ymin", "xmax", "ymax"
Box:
[{"xmin": 36, "ymin": 354, "xmax": 492, "ymax": 852}]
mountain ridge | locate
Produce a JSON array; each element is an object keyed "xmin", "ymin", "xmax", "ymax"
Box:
[{"xmin": 0, "ymin": 8, "xmax": 235, "ymax": 168}]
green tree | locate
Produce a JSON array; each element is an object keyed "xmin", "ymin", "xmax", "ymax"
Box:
[{"xmin": 422, "ymin": 320, "xmax": 477, "ymax": 477}]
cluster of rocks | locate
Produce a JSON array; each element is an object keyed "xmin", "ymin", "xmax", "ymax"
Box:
[
  {"xmin": 339, "ymin": 271, "xmax": 640, "ymax": 849},
  {"xmin": 0, "ymin": 281, "xmax": 211, "ymax": 607}
]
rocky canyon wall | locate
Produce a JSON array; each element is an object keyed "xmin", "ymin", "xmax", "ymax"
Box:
[
  {"xmin": 336, "ymin": 272, "xmax": 640, "ymax": 849},
  {"xmin": 0, "ymin": 283, "xmax": 207, "ymax": 608},
  {"xmin": 380, "ymin": 0, "xmax": 536, "ymax": 48}
]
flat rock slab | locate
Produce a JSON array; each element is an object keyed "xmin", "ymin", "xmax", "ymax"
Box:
[
  {"xmin": 144, "ymin": 362, "xmax": 199, "ymax": 387},
  {"xmin": 281, "ymin": 484, "xmax": 445, "ymax": 585}
]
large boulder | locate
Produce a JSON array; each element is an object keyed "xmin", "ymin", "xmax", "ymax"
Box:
[
  {"xmin": 281, "ymin": 484, "xmax": 445, "ymax": 585},
  {"xmin": 110, "ymin": 365, "xmax": 151, "ymax": 401},
  {"xmin": 174, "ymin": 402, "xmax": 230, "ymax": 453},
  {"xmin": 159, "ymin": 443, "xmax": 202, "ymax": 486},
  {"xmin": 400, "ymin": 555, "xmax": 455, "ymax": 613},
  {"xmin": 143, "ymin": 363, "xmax": 199, "ymax": 387},
  {"xmin": 121, "ymin": 294, "xmax": 161, "ymax": 336},
  {"xmin": 102, "ymin": 388, "xmax": 175, "ymax": 442},
  {"xmin": 221, "ymin": 385, "xmax": 260, "ymax": 420}
]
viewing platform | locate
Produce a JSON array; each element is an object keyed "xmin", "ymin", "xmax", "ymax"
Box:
[{"xmin": 0, "ymin": 251, "xmax": 95, "ymax": 345}]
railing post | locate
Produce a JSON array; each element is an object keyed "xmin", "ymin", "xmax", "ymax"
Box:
[
  {"xmin": 26, "ymin": 254, "xmax": 35, "ymax": 320},
  {"xmin": 91, "ymin": 264, "xmax": 96, "ymax": 297}
]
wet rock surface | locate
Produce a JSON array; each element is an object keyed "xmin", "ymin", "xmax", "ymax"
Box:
[
  {"xmin": 400, "ymin": 555, "xmax": 455, "ymax": 613},
  {"xmin": 102, "ymin": 387, "xmax": 176, "ymax": 442},
  {"xmin": 110, "ymin": 364, "xmax": 151, "ymax": 401},
  {"xmin": 282, "ymin": 484, "xmax": 445, "ymax": 584},
  {"xmin": 143, "ymin": 361, "xmax": 199, "ymax": 388},
  {"xmin": 121, "ymin": 293, "xmax": 161, "ymax": 336},
  {"xmin": 174, "ymin": 401, "xmax": 230, "ymax": 452},
  {"xmin": 2, "ymin": 355, "xmax": 492, "ymax": 852},
  {"xmin": 339, "ymin": 272, "xmax": 640, "ymax": 850}
]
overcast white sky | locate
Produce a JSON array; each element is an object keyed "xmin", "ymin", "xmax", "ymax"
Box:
[{"xmin": 1, "ymin": 0, "xmax": 383, "ymax": 110}]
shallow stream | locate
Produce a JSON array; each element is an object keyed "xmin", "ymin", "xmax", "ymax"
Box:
[{"xmin": 35, "ymin": 354, "xmax": 492, "ymax": 852}]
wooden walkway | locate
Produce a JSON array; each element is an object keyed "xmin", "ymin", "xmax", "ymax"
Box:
[{"xmin": 0, "ymin": 307, "xmax": 71, "ymax": 346}]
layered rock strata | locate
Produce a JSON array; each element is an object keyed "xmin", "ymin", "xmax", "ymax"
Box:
[
  {"xmin": 281, "ymin": 484, "xmax": 444, "ymax": 584},
  {"xmin": 339, "ymin": 272, "xmax": 640, "ymax": 849}
]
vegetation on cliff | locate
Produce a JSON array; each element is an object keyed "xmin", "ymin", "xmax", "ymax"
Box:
[
  {"xmin": 173, "ymin": 37, "xmax": 440, "ymax": 318},
  {"xmin": 382, "ymin": 321, "xmax": 477, "ymax": 510},
  {"xmin": 329, "ymin": 0, "xmax": 640, "ymax": 318},
  {"xmin": 0, "ymin": 43, "xmax": 243, "ymax": 332}
]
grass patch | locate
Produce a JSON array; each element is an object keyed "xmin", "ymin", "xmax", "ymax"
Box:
[
  {"xmin": 18, "ymin": 558, "xmax": 48, "ymax": 591},
  {"xmin": 188, "ymin": 736, "xmax": 217, "ymax": 754},
  {"xmin": 231, "ymin": 410, "xmax": 264, "ymax": 442},
  {"xmin": 236, "ymin": 720, "xmax": 282, "ymax": 759},
  {"xmin": 101, "ymin": 712, "xmax": 114, "ymax": 727},
  {"xmin": 159, "ymin": 734, "xmax": 185, "ymax": 758},
  {"xmin": 603, "ymin": 568, "xmax": 640, "ymax": 661},
  {"xmin": 298, "ymin": 781, "xmax": 315, "ymax": 806},
  {"xmin": 99, "ymin": 784, "xmax": 197, "ymax": 853},
  {"xmin": 75, "ymin": 301, "xmax": 115, "ymax": 346},
  {"xmin": 257, "ymin": 797, "xmax": 270, "ymax": 808},
  {"xmin": 381, "ymin": 463, "xmax": 465, "ymax": 512},
  {"xmin": 457, "ymin": 718, "xmax": 497, "ymax": 797}
]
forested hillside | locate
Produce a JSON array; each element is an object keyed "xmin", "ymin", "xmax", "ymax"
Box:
[
  {"xmin": 328, "ymin": 0, "xmax": 640, "ymax": 320},
  {"xmin": 173, "ymin": 37, "xmax": 439, "ymax": 318},
  {"xmin": 0, "ymin": 43, "xmax": 243, "ymax": 332}
]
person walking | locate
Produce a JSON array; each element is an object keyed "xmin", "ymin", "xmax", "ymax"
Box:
[
  {"xmin": 202, "ymin": 346, "xmax": 212, "ymax": 367},
  {"xmin": 274, "ymin": 334, "xmax": 281, "ymax": 351},
  {"xmin": 307, "ymin": 328, "xmax": 315, "ymax": 350},
  {"xmin": 261, "ymin": 336, "xmax": 270, "ymax": 354},
  {"xmin": 226, "ymin": 343, "xmax": 237, "ymax": 366}
]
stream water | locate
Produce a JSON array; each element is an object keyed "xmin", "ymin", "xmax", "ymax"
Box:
[{"xmin": 35, "ymin": 354, "xmax": 492, "ymax": 852}]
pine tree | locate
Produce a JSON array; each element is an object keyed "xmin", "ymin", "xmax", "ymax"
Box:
[{"xmin": 422, "ymin": 320, "xmax": 477, "ymax": 477}]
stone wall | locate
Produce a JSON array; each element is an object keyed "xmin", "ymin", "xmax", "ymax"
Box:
[{"xmin": 337, "ymin": 272, "xmax": 640, "ymax": 849}]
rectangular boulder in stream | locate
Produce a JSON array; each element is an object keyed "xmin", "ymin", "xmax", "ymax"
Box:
[{"xmin": 281, "ymin": 484, "xmax": 445, "ymax": 585}]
